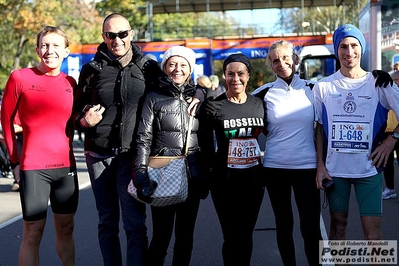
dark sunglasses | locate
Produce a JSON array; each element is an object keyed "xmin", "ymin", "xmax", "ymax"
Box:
[{"xmin": 103, "ymin": 30, "xmax": 131, "ymax": 40}]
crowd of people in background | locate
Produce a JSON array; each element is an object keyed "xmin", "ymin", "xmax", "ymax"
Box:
[
  {"xmin": 1, "ymin": 14, "xmax": 398, "ymax": 266},
  {"xmin": 196, "ymin": 74, "xmax": 226, "ymax": 99}
]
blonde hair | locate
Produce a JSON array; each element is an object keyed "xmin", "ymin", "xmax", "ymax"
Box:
[
  {"xmin": 196, "ymin": 75, "xmax": 212, "ymax": 89},
  {"xmin": 266, "ymin": 40, "xmax": 298, "ymax": 67},
  {"xmin": 36, "ymin": 26, "xmax": 69, "ymax": 48},
  {"xmin": 209, "ymin": 75, "xmax": 219, "ymax": 87}
]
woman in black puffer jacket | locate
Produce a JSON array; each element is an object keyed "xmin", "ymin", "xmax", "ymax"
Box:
[{"xmin": 132, "ymin": 46, "xmax": 207, "ymax": 266}]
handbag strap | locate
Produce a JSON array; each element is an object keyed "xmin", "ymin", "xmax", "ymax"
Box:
[{"xmin": 184, "ymin": 115, "xmax": 194, "ymax": 156}]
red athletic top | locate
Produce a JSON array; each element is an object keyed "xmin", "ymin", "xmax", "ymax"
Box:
[{"xmin": 1, "ymin": 67, "xmax": 76, "ymax": 170}]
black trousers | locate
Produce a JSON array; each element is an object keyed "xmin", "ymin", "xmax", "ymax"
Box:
[
  {"xmin": 147, "ymin": 189, "xmax": 201, "ymax": 266},
  {"xmin": 211, "ymin": 166, "xmax": 265, "ymax": 266},
  {"xmin": 263, "ymin": 167, "xmax": 322, "ymax": 266}
]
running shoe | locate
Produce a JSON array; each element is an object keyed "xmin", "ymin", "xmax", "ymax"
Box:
[
  {"xmin": 382, "ymin": 187, "xmax": 397, "ymax": 200},
  {"xmin": 11, "ymin": 181, "xmax": 19, "ymax": 192}
]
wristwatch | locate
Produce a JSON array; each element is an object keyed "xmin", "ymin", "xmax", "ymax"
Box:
[{"xmin": 391, "ymin": 132, "xmax": 399, "ymax": 140}]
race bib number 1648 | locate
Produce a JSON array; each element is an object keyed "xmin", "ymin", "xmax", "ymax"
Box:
[{"xmin": 331, "ymin": 121, "xmax": 370, "ymax": 153}]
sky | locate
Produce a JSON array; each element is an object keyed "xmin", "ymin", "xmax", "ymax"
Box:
[{"xmin": 225, "ymin": 8, "xmax": 282, "ymax": 35}]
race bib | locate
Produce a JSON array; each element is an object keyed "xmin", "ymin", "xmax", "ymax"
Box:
[
  {"xmin": 330, "ymin": 121, "xmax": 370, "ymax": 153},
  {"xmin": 227, "ymin": 138, "xmax": 261, "ymax": 169}
]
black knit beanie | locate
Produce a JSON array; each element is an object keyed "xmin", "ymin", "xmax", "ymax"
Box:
[{"xmin": 223, "ymin": 53, "xmax": 251, "ymax": 74}]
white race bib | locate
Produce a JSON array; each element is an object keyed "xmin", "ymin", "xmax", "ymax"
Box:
[
  {"xmin": 330, "ymin": 121, "xmax": 370, "ymax": 153},
  {"xmin": 227, "ymin": 138, "xmax": 261, "ymax": 169}
]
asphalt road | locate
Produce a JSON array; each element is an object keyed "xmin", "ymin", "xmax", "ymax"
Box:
[{"xmin": 0, "ymin": 135, "xmax": 398, "ymax": 265}]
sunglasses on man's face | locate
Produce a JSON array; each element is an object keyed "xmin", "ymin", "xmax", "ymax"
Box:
[{"xmin": 103, "ymin": 30, "xmax": 131, "ymax": 40}]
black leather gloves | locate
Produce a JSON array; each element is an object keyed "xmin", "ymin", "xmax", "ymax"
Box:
[
  {"xmin": 132, "ymin": 166, "xmax": 158, "ymax": 203},
  {"xmin": 137, "ymin": 180, "xmax": 158, "ymax": 203},
  {"xmin": 372, "ymin": 70, "xmax": 393, "ymax": 87}
]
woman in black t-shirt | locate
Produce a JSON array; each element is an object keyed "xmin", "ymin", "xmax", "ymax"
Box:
[{"xmin": 199, "ymin": 53, "xmax": 265, "ymax": 266}]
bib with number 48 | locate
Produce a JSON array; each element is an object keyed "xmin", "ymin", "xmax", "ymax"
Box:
[{"xmin": 227, "ymin": 138, "xmax": 261, "ymax": 169}]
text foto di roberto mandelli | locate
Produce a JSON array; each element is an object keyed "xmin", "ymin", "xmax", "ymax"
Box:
[{"xmin": 320, "ymin": 240, "xmax": 397, "ymax": 265}]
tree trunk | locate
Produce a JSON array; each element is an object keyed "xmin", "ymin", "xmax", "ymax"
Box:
[{"xmin": 13, "ymin": 34, "xmax": 28, "ymax": 70}]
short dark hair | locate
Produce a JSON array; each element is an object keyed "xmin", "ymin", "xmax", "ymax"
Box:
[
  {"xmin": 36, "ymin": 26, "xmax": 69, "ymax": 48},
  {"xmin": 102, "ymin": 13, "xmax": 131, "ymax": 32}
]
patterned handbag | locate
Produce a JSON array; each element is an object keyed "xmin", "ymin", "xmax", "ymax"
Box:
[{"xmin": 128, "ymin": 116, "xmax": 193, "ymax": 207}]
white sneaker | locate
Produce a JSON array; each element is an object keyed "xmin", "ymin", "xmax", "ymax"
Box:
[
  {"xmin": 11, "ymin": 181, "xmax": 19, "ymax": 192},
  {"xmin": 382, "ymin": 188, "xmax": 397, "ymax": 200}
]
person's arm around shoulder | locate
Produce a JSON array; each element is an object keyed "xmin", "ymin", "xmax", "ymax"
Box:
[
  {"xmin": 72, "ymin": 63, "xmax": 92, "ymax": 129},
  {"xmin": 72, "ymin": 64, "xmax": 105, "ymax": 129},
  {"xmin": 197, "ymin": 97, "xmax": 219, "ymax": 172},
  {"xmin": 369, "ymin": 79, "xmax": 399, "ymax": 168},
  {"xmin": 132, "ymin": 93, "xmax": 158, "ymax": 203},
  {"xmin": 315, "ymin": 122, "xmax": 332, "ymax": 190},
  {"xmin": 188, "ymin": 85, "xmax": 207, "ymax": 116},
  {"xmin": 80, "ymin": 104, "xmax": 105, "ymax": 128},
  {"xmin": 372, "ymin": 70, "xmax": 393, "ymax": 88}
]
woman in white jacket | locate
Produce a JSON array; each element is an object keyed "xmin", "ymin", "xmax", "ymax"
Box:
[{"xmin": 252, "ymin": 40, "xmax": 321, "ymax": 266}]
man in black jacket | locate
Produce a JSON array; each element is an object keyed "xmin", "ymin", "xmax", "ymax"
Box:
[
  {"xmin": 72, "ymin": 13, "xmax": 152, "ymax": 266},
  {"xmin": 73, "ymin": 13, "xmax": 203, "ymax": 266}
]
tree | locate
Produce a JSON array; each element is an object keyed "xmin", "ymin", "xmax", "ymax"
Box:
[
  {"xmin": 277, "ymin": 0, "xmax": 369, "ymax": 35},
  {"xmin": 95, "ymin": 0, "xmax": 147, "ymax": 40},
  {"xmin": 0, "ymin": 0, "xmax": 373, "ymax": 89},
  {"xmin": 0, "ymin": 0, "xmax": 102, "ymax": 88},
  {"xmin": 149, "ymin": 11, "xmax": 239, "ymax": 40}
]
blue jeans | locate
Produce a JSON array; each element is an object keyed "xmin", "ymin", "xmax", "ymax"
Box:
[{"xmin": 86, "ymin": 153, "xmax": 148, "ymax": 266}]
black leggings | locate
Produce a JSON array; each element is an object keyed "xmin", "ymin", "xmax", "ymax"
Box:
[
  {"xmin": 211, "ymin": 167, "xmax": 265, "ymax": 266},
  {"xmin": 147, "ymin": 190, "xmax": 201, "ymax": 266},
  {"xmin": 263, "ymin": 168, "xmax": 321, "ymax": 266}
]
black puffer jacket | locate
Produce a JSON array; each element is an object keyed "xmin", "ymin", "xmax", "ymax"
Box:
[
  {"xmin": 73, "ymin": 42, "xmax": 147, "ymax": 155},
  {"xmin": 133, "ymin": 76, "xmax": 203, "ymax": 187}
]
